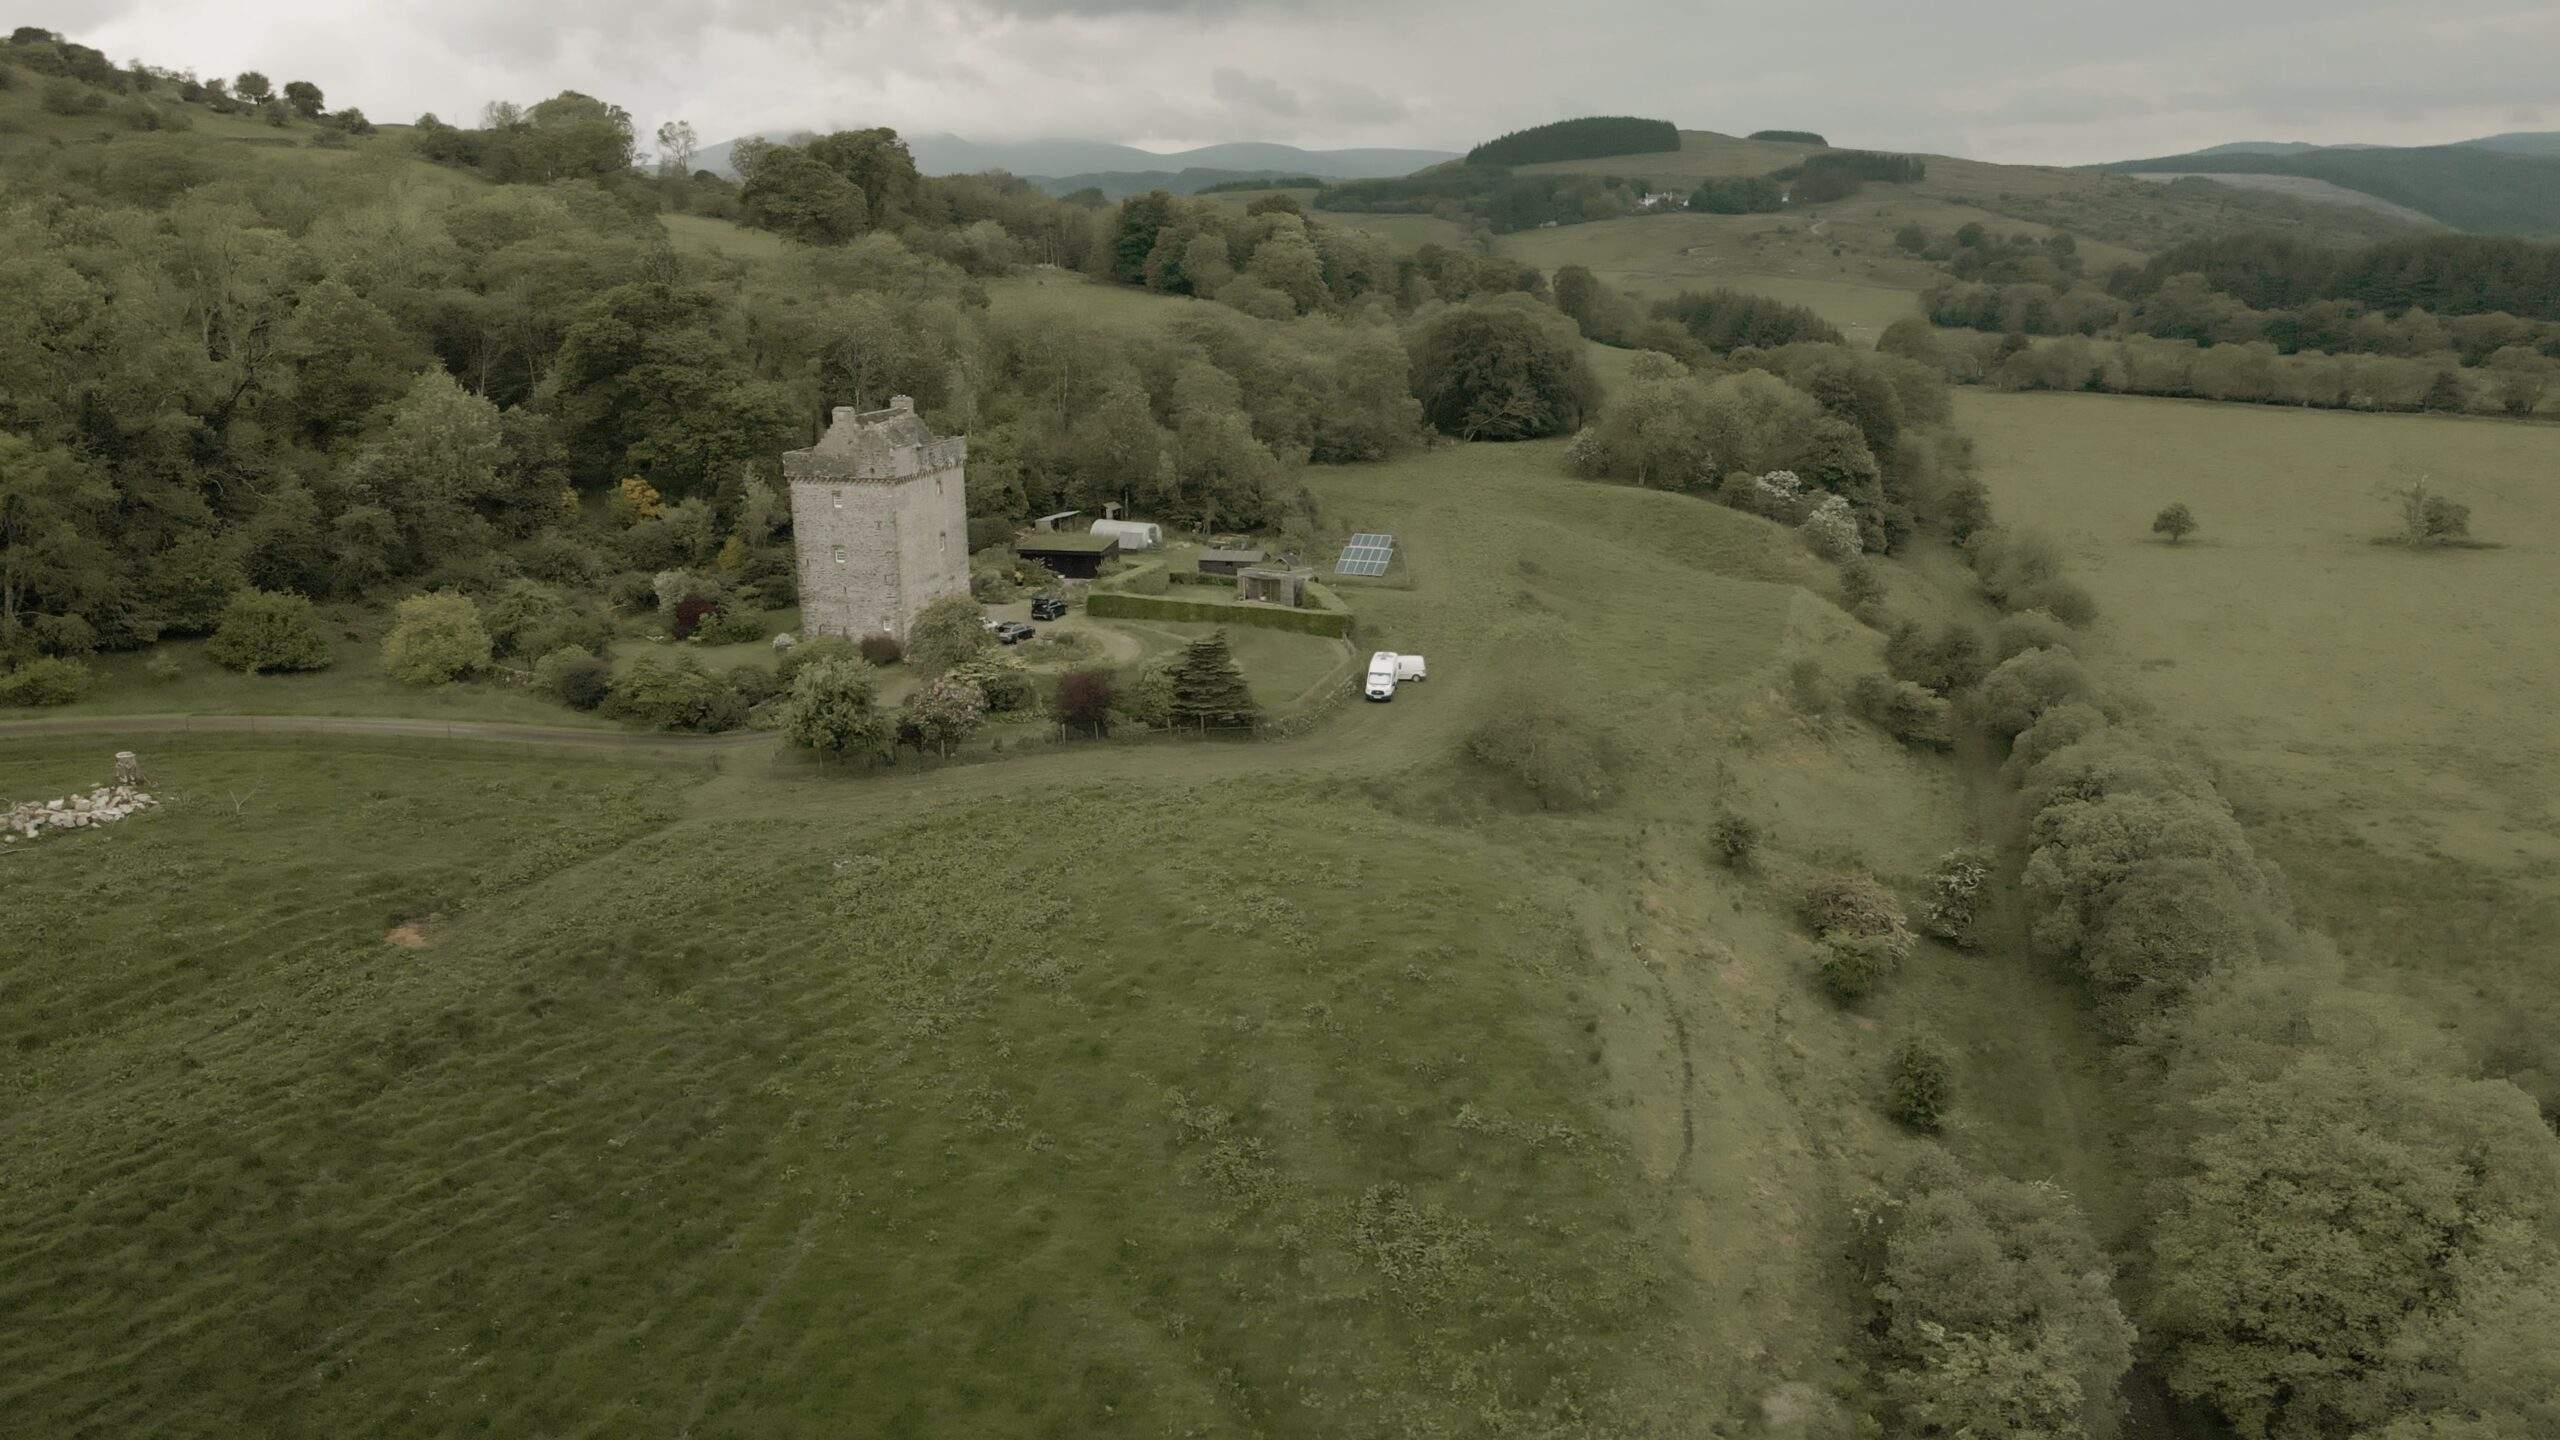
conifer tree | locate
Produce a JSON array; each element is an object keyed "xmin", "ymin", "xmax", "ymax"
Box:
[{"xmin": 1167, "ymin": 629, "xmax": 1258, "ymax": 731}]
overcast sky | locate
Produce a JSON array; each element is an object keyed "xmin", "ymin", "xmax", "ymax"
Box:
[{"xmin": 50, "ymin": 0, "xmax": 2560, "ymax": 165}]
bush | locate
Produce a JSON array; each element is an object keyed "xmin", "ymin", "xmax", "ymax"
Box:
[
  {"xmin": 206, "ymin": 590, "xmax": 332, "ymax": 673},
  {"xmin": 1, "ymin": 657, "xmax": 90, "ymax": 707},
  {"xmin": 1852, "ymin": 673, "xmax": 1954, "ymax": 748},
  {"xmin": 1051, "ymin": 667, "xmax": 1116, "ymax": 736},
  {"xmin": 1990, "ymin": 609, "xmax": 2076, "ymax": 662},
  {"xmin": 602, "ymin": 655, "xmax": 745, "ymax": 732},
  {"xmin": 1800, "ymin": 496, "xmax": 1862, "ymax": 561},
  {"xmin": 382, "ymin": 592, "xmax": 492, "ymax": 686},
  {"xmin": 1887, "ymin": 1035, "xmax": 1954, "ymax": 1130},
  {"xmin": 1976, "ymin": 646, "xmax": 2091, "ymax": 741},
  {"xmin": 947, "ymin": 656, "xmax": 1036, "ymax": 713},
  {"xmin": 1787, "ymin": 658, "xmax": 1839, "ymax": 717},
  {"xmin": 40, "ymin": 77, "xmax": 104, "ymax": 115},
  {"xmin": 144, "ymin": 654, "xmax": 184, "ymax": 684},
  {"xmin": 1711, "ymin": 809, "xmax": 1761, "ymax": 868},
  {"xmin": 1818, "ymin": 932, "xmax": 1904, "ymax": 1000},
  {"xmin": 690, "ymin": 606, "xmax": 765, "ymax": 645},
  {"xmin": 534, "ymin": 646, "xmax": 612, "ymax": 710},
  {"xmin": 1922, "ymin": 846, "xmax": 1994, "ymax": 946},
  {"xmin": 858, "ymin": 632, "xmax": 904, "ymax": 666},
  {"xmin": 1885, "ymin": 621, "xmax": 1989, "ymax": 696},
  {"xmin": 1877, "ymin": 1157, "xmax": 2134, "ymax": 1440},
  {"xmin": 2003, "ymin": 701, "xmax": 2108, "ymax": 780},
  {"xmin": 906, "ymin": 594, "xmax": 990, "ymax": 676},
  {"xmin": 1807, "ymin": 872, "xmax": 1910, "ymax": 944},
  {"xmin": 779, "ymin": 658, "xmax": 892, "ymax": 761},
  {"xmin": 1465, "ymin": 703, "xmax": 1620, "ymax": 810}
]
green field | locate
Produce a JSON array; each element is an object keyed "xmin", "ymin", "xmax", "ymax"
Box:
[
  {"xmin": 1959, "ymin": 388, "xmax": 2560, "ymax": 1048},
  {"xmin": 2, "ymin": 437, "xmax": 2128, "ymax": 1435}
]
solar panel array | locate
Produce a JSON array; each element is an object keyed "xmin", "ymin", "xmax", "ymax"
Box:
[{"xmin": 1335, "ymin": 532, "xmax": 1395, "ymax": 576}]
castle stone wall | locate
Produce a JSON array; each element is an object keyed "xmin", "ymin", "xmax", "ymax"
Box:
[{"xmin": 783, "ymin": 397, "xmax": 970, "ymax": 642}]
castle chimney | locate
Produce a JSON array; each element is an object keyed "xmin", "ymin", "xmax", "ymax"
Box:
[{"xmin": 889, "ymin": 395, "xmax": 915, "ymax": 413}]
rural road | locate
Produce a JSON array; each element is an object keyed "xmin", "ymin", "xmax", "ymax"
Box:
[{"xmin": 0, "ymin": 713, "xmax": 772, "ymax": 750}]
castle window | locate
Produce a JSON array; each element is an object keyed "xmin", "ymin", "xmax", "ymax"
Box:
[
  {"xmin": 833, "ymin": 489, "xmax": 844, "ymax": 509},
  {"xmin": 831, "ymin": 545, "xmax": 845, "ymax": 565}
]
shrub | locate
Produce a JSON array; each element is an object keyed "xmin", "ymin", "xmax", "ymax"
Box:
[
  {"xmin": 906, "ymin": 594, "xmax": 990, "ymax": 676},
  {"xmin": 900, "ymin": 677, "xmax": 986, "ymax": 756},
  {"xmin": 1839, "ymin": 559, "xmax": 1886, "ymax": 614},
  {"xmin": 1800, "ymin": 496, "xmax": 1862, "ymax": 560},
  {"xmin": 1887, "ymin": 1035, "xmax": 1954, "ymax": 1130},
  {"xmin": 534, "ymin": 646, "xmax": 612, "ymax": 710},
  {"xmin": 858, "ymin": 632, "xmax": 905, "ymax": 666},
  {"xmin": 2019, "ymin": 577, "xmax": 2100, "ymax": 627},
  {"xmin": 144, "ymin": 654, "xmax": 184, "ymax": 684},
  {"xmin": 1877, "ymin": 1157, "xmax": 2134, "ymax": 1440},
  {"xmin": 1976, "ymin": 647, "xmax": 2091, "ymax": 741},
  {"xmin": 382, "ymin": 592, "xmax": 492, "ymax": 686},
  {"xmin": 1, "ymin": 657, "xmax": 90, "ymax": 707},
  {"xmin": 206, "ymin": 590, "xmax": 332, "ymax": 673},
  {"xmin": 603, "ymin": 655, "xmax": 746, "ymax": 732},
  {"xmin": 1885, "ymin": 621, "xmax": 1989, "ymax": 696},
  {"xmin": 947, "ymin": 656, "xmax": 1036, "ymax": 713},
  {"xmin": 1051, "ymin": 667, "xmax": 1116, "ymax": 736},
  {"xmin": 1922, "ymin": 846, "xmax": 1994, "ymax": 946},
  {"xmin": 690, "ymin": 606, "xmax": 765, "ymax": 645},
  {"xmin": 1807, "ymin": 871, "xmax": 1910, "ymax": 944},
  {"xmin": 1818, "ymin": 933, "xmax": 1904, "ymax": 1000},
  {"xmin": 2003, "ymin": 701, "xmax": 2108, "ymax": 780},
  {"xmin": 29, "ymin": 612, "xmax": 95, "ymax": 656},
  {"xmin": 778, "ymin": 658, "xmax": 892, "ymax": 761},
  {"xmin": 1990, "ymin": 609, "xmax": 2075, "ymax": 662},
  {"xmin": 669, "ymin": 594, "xmax": 716, "ymax": 639},
  {"xmin": 1465, "ymin": 703, "xmax": 1620, "ymax": 810},
  {"xmin": 1787, "ymin": 658, "xmax": 1839, "ymax": 716},
  {"xmin": 1852, "ymin": 674, "xmax": 1954, "ymax": 749},
  {"xmin": 1711, "ymin": 809, "xmax": 1761, "ymax": 868}
]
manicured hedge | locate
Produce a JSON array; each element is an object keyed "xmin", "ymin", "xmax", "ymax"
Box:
[{"xmin": 1087, "ymin": 589, "xmax": 1353, "ymax": 638}]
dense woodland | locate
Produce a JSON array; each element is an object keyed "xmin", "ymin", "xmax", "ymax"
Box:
[
  {"xmin": 1464, "ymin": 115, "xmax": 1678, "ymax": 167},
  {"xmin": 1905, "ymin": 222, "xmax": 2560, "ymax": 416}
]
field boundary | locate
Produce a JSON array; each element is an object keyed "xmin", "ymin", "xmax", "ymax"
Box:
[{"xmin": 0, "ymin": 713, "xmax": 770, "ymax": 749}]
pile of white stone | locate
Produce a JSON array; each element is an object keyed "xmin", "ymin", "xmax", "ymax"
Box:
[{"xmin": 4, "ymin": 784, "xmax": 157, "ymax": 844}]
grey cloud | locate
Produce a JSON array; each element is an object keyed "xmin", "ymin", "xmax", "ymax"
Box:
[{"xmin": 1211, "ymin": 67, "xmax": 1300, "ymax": 118}]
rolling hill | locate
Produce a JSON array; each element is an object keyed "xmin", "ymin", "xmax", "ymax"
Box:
[
  {"xmin": 696, "ymin": 131, "xmax": 1457, "ymax": 185},
  {"xmin": 2096, "ymin": 140, "xmax": 2560, "ymax": 235}
]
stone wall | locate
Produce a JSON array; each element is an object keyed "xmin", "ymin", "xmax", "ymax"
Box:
[{"xmin": 783, "ymin": 397, "xmax": 970, "ymax": 643}]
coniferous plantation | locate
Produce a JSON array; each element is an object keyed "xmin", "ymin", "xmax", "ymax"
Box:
[{"xmin": 6, "ymin": 13, "xmax": 2560, "ymax": 1440}]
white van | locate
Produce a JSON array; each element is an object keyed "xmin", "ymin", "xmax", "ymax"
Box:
[{"xmin": 1363, "ymin": 651, "xmax": 1427, "ymax": 701}]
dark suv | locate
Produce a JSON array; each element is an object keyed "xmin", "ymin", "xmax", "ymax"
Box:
[{"xmin": 1030, "ymin": 596, "xmax": 1067, "ymax": 622}]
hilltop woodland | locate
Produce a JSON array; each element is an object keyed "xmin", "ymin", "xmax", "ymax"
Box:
[
  {"xmin": 9, "ymin": 27, "xmax": 2560, "ymax": 1440},
  {"xmin": 1902, "ymin": 223, "xmax": 2560, "ymax": 416}
]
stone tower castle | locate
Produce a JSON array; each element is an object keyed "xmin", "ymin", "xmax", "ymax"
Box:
[{"xmin": 783, "ymin": 396, "xmax": 969, "ymax": 643}]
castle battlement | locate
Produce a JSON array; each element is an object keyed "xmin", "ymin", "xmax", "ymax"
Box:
[
  {"xmin": 782, "ymin": 397, "xmax": 969, "ymax": 642},
  {"xmin": 788, "ymin": 396, "xmax": 968, "ymax": 484}
]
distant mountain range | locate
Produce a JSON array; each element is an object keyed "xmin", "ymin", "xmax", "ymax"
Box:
[
  {"xmin": 695, "ymin": 132, "xmax": 1456, "ymax": 197},
  {"xmin": 2096, "ymin": 133, "xmax": 2560, "ymax": 235}
]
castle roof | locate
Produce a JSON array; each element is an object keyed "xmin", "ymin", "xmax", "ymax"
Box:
[{"xmin": 786, "ymin": 396, "xmax": 963, "ymax": 482}]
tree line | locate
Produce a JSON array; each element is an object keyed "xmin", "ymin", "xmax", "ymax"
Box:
[{"xmin": 1464, "ymin": 115, "xmax": 1678, "ymax": 167}]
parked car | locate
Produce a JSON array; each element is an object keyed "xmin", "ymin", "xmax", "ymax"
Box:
[
  {"xmin": 992, "ymin": 620, "xmax": 1036, "ymax": 644},
  {"xmin": 1030, "ymin": 596, "xmax": 1067, "ymax": 621}
]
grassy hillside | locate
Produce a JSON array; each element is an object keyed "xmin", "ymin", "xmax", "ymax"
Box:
[
  {"xmin": 1959, "ymin": 388, "xmax": 2560, "ymax": 1084},
  {"xmin": 2, "ymin": 434, "xmax": 2132, "ymax": 1435},
  {"xmin": 2100, "ymin": 144, "xmax": 2560, "ymax": 236}
]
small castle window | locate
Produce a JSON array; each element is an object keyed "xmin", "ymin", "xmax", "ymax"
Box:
[
  {"xmin": 831, "ymin": 545, "xmax": 846, "ymax": 565},
  {"xmin": 833, "ymin": 489, "xmax": 844, "ymax": 509}
]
